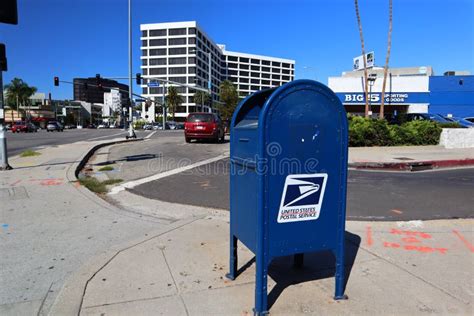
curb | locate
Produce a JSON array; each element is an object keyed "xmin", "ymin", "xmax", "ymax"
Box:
[
  {"xmin": 349, "ymin": 158, "xmax": 474, "ymax": 172},
  {"xmin": 73, "ymin": 138, "xmax": 143, "ymax": 178}
]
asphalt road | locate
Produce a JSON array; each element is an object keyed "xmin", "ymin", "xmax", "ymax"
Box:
[
  {"xmin": 130, "ymin": 159, "xmax": 474, "ymax": 221},
  {"xmin": 6, "ymin": 129, "xmax": 147, "ymax": 157}
]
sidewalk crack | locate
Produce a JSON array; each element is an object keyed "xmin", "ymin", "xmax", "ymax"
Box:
[{"xmin": 161, "ymin": 248, "xmax": 190, "ymax": 316}]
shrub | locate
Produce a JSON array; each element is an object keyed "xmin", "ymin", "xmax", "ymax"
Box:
[
  {"xmin": 402, "ymin": 121, "xmax": 442, "ymax": 145},
  {"xmin": 438, "ymin": 122, "xmax": 463, "ymax": 128},
  {"xmin": 349, "ymin": 117, "xmax": 391, "ymax": 147},
  {"xmin": 388, "ymin": 124, "xmax": 414, "ymax": 146},
  {"xmin": 20, "ymin": 150, "xmax": 41, "ymax": 157}
]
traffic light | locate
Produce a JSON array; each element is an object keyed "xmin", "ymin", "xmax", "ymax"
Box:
[
  {"xmin": 136, "ymin": 73, "xmax": 142, "ymax": 85},
  {"xmin": 54, "ymin": 76, "xmax": 59, "ymax": 86},
  {"xmin": 0, "ymin": 44, "xmax": 7, "ymax": 71}
]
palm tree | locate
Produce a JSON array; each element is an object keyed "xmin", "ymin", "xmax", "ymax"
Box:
[
  {"xmin": 380, "ymin": 0, "xmax": 393, "ymax": 120},
  {"xmin": 354, "ymin": 0, "xmax": 370, "ymax": 118},
  {"xmin": 165, "ymin": 86, "xmax": 183, "ymax": 120},
  {"xmin": 218, "ymin": 80, "xmax": 239, "ymax": 121},
  {"xmin": 4, "ymin": 78, "xmax": 37, "ymax": 122},
  {"xmin": 193, "ymin": 90, "xmax": 210, "ymax": 112}
]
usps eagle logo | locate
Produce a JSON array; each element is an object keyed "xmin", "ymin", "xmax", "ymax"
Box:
[{"xmin": 277, "ymin": 174, "xmax": 328, "ymax": 223}]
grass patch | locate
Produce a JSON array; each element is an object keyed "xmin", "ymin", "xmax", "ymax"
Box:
[
  {"xmin": 20, "ymin": 150, "xmax": 41, "ymax": 157},
  {"xmin": 98, "ymin": 165, "xmax": 114, "ymax": 171},
  {"xmin": 102, "ymin": 178, "xmax": 123, "ymax": 185},
  {"xmin": 78, "ymin": 177, "xmax": 123, "ymax": 194}
]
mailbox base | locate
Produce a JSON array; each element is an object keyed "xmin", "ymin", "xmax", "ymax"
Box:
[
  {"xmin": 334, "ymin": 294, "xmax": 349, "ymax": 300},
  {"xmin": 252, "ymin": 308, "xmax": 269, "ymax": 316}
]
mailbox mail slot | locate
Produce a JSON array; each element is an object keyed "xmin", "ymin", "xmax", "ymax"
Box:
[{"xmin": 226, "ymin": 80, "xmax": 349, "ymax": 315}]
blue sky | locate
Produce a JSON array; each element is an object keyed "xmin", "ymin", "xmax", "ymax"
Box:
[{"xmin": 1, "ymin": 0, "xmax": 473, "ymax": 100}]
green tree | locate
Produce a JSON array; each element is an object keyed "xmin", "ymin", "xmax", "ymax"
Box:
[
  {"xmin": 193, "ymin": 90, "xmax": 210, "ymax": 112},
  {"xmin": 217, "ymin": 80, "xmax": 239, "ymax": 121},
  {"xmin": 4, "ymin": 78, "xmax": 37, "ymax": 121},
  {"xmin": 165, "ymin": 86, "xmax": 183, "ymax": 120}
]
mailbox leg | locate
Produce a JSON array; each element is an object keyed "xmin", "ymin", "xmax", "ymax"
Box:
[
  {"xmin": 226, "ymin": 235, "xmax": 238, "ymax": 280},
  {"xmin": 334, "ymin": 250, "xmax": 348, "ymax": 300},
  {"xmin": 254, "ymin": 258, "xmax": 269, "ymax": 315}
]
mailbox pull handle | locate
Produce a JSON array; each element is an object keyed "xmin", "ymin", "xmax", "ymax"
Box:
[{"xmin": 239, "ymin": 138, "xmax": 250, "ymax": 142}]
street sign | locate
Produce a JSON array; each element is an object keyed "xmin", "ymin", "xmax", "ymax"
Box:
[{"xmin": 147, "ymin": 81, "xmax": 159, "ymax": 87}]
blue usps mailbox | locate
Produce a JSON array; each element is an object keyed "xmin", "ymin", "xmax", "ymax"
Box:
[{"xmin": 227, "ymin": 80, "xmax": 348, "ymax": 315}]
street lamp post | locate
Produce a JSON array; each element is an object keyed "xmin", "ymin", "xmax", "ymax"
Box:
[{"xmin": 368, "ymin": 73, "xmax": 377, "ymax": 118}]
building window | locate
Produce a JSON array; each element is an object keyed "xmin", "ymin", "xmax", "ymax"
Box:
[
  {"xmin": 142, "ymin": 49, "xmax": 148, "ymax": 56},
  {"xmin": 239, "ymin": 85, "xmax": 249, "ymax": 90},
  {"xmin": 241, "ymin": 64, "xmax": 249, "ymax": 70},
  {"xmin": 251, "ymin": 72, "xmax": 259, "ymax": 78},
  {"xmin": 272, "ymin": 81, "xmax": 280, "ymax": 86},
  {"xmin": 251, "ymin": 85, "xmax": 259, "ymax": 91},
  {"xmin": 142, "ymin": 87, "xmax": 148, "ymax": 94},
  {"xmin": 282, "ymin": 69, "xmax": 290, "ymax": 74},
  {"xmin": 188, "ymin": 106, "xmax": 196, "ymax": 112},
  {"xmin": 169, "ymin": 28, "xmax": 186, "ymax": 36},
  {"xmin": 240, "ymin": 78, "xmax": 249, "ymax": 83},
  {"xmin": 262, "ymin": 80, "xmax": 270, "ymax": 85},
  {"xmin": 169, "ymin": 37, "xmax": 187, "ymax": 45},
  {"xmin": 262, "ymin": 66, "xmax": 270, "ymax": 72},
  {"xmin": 262, "ymin": 60, "xmax": 270, "ymax": 65},
  {"xmin": 150, "ymin": 87, "xmax": 160, "ymax": 94},
  {"xmin": 142, "ymin": 30, "xmax": 148, "ymax": 37},
  {"xmin": 282, "ymin": 75, "xmax": 290, "ymax": 81},
  {"xmin": 228, "ymin": 70, "xmax": 237, "ymax": 76},
  {"xmin": 272, "ymin": 68, "xmax": 280, "ymax": 73},
  {"xmin": 175, "ymin": 86, "xmax": 186, "ymax": 93},
  {"xmin": 188, "ymin": 27, "xmax": 196, "ymax": 34},
  {"xmin": 272, "ymin": 61, "xmax": 281, "ymax": 67},
  {"xmin": 227, "ymin": 62, "xmax": 237, "ymax": 69},
  {"xmin": 169, "ymin": 67, "xmax": 187, "ymax": 75},
  {"xmin": 149, "ymin": 29, "xmax": 166, "ymax": 37},
  {"xmin": 240, "ymin": 57, "xmax": 249, "ymax": 63},
  {"xmin": 291, "ymin": 64, "xmax": 295, "ymax": 69},
  {"xmin": 149, "ymin": 49, "xmax": 166, "ymax": 56},
  {"xmin": 188, "ymin": 67, "xmax": 196, "ymax": 74},
  {"xmin": 169, "ymin": 77, "xmax": 187, "ymax": 84},
  {"xmin": 251, "ymin": 79, "xmax": 259, "ymax": 84},
  {"xmin": 228, "ymin": 56, "xmax": 238, "ymax": 62},
  {"xmin": 149, "ymin": 68, "xmax": 167, "ymax": 75},
  {"xmin": 169, "ymin": 57, "xmax": 187, "ymax": 65},
  {"xmin": 240, "ymin": 71, "xmax": 249, "ymax": 77},
  {"xmin": 142, "ymin": 68, "xmax": 148, "ymax": 75},
  {"xmin": 149, "ymin": 58, "xmax": 166, "ymax": 65},
  {"xmin": 251, "ymin": 59, "xmax": 260, "ymax": 64},
  {"xmin": 188, "ymin": 76, "xmax": 196, "ymax": 84},
  {"xmin": 188, "ymin": 37, "xmax": 196, "ymax": 44},
  {"xmin": 272, "ymin": 74, "xmax": 280, "ymax": 80},
  {"xmin": 142, "ymin": 40, "xmax": 147, "ymax": 47},
  {"xmin": 149, "ymin": 38, "xmax": 167, "ymax": 46},
  {"xmin": 188, "ymin": 47, "xmax": 197, "ymax": 54},
  {"xmin": 282, "ymin": 63, "xmax": 290, "ymax": 68},
  {"xmin": 169, "ymin": 47, "xmax": 187, "ymax": 55},
  {"xmin": 251, "ymin": 65, "xmax": 259, "ymax": 71},
  {"xmin": 262, "ymin": 73, "xmax": 270, "ymax": 79},
  {"xmin": 142, "ymin": 59, "xmax": 148, "ymax": 66},
  {"xmin": 188, "ymin": 57, "xmax": 196, "ymax": 64}
]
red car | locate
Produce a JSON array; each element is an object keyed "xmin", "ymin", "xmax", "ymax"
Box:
[
  {"xmin": 184, "ymin": 113, "xmax": 225, "ymax": 143},
  {"xmin": 11, "ymin": 121, "xmax": 38, "ymax": 133}
]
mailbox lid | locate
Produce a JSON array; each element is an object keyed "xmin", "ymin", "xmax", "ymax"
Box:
[{"xmin": 259, "ymin": 80, "xmax": 348, "ymax": 257}]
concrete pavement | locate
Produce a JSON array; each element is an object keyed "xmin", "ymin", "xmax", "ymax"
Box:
[{"xmin": 0, "ymin": 135, "xmax": 176, "ymax": 315}]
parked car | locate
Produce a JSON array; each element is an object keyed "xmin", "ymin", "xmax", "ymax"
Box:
[
  {"xmin": 143, "ymin": 123, "xmax": 153, "ymax": 130},
  {"xmin": 46, "ymin": 121, "xmax": 64, "ymax": 132},
  {"xmin": 391, "ymin": 113, "xmax": 451, "ymax": 125},
  {"xmin": 87, "ymin": 124, "xmax": 97, "ymax": 129},
  {"xmin": 152, "ymin": 122, "xmax": 163, "ymax": 130},
  {"xmin": 97, "ymin": 124, "xmax": 107, "ymax": 129},
  {"xmin": 176, "ymin": 122, "xmax": 185, "ymax": 130},
  {"xmin": 444, "ymin": 116, "xmax": 474, "ymax": 128},
  {"xmin": 12, "ymin": 121, "xmax": 38, "ymax": 133},
  {"xmin": 464, "ymin": 117, "xmax": 474, "ymax": 123},
  {"xmin": 64, "ymin": 124, "xmax": 77, "ymax": 129},
  {"xmin": 184, "ymin": 113, "xmax": 225, "ymax": 143},
  {"xmin": 5, "ymin": 123, "xmax": 12, "ymax": 131}
]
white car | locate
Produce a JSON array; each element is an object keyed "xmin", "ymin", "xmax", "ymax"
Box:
[{"xmin": 97, "ymin": 124, "xmax": 107, "ymax": 129}]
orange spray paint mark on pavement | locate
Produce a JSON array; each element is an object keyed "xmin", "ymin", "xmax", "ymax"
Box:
[
  {"xmin": 366, "ymin": 226, "xmax": 373, "ymax": 247},
  {"xmin": 390, "ymin": 228, "xmax": 431, "ymax": 239},
  {"xmin": 452, "ymin": 230, "xmax": 474, "ymax": 253}
]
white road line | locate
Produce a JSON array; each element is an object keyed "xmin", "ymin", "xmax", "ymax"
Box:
[
  {"xmin": 144, "ymin": 131, "xmax": 157, "ymax": 139},
  {"xmin": 86, "ymin": 131, "xmax": 127, "ymax": 141},
  {"xmin": 109, "ymin": 154, "xmax": 229, "ymax": 195}
]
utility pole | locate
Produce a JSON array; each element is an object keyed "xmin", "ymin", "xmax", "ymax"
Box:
[
  {"xmin": 127, "ymin": 0, "xmax": 136, "ymax": 139},
  {"xmin": 0, "ymin": 44, "xmax": 12, "ymax": 170}
]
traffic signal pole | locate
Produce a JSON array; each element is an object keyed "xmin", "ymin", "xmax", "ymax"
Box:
[
  {"xmin": 127, "ymin": 0, "xmax": 136, "ymax": 139},
  {"xmin": 0, "ymin": 69, "xmax": 12, "ymax": 170}
]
